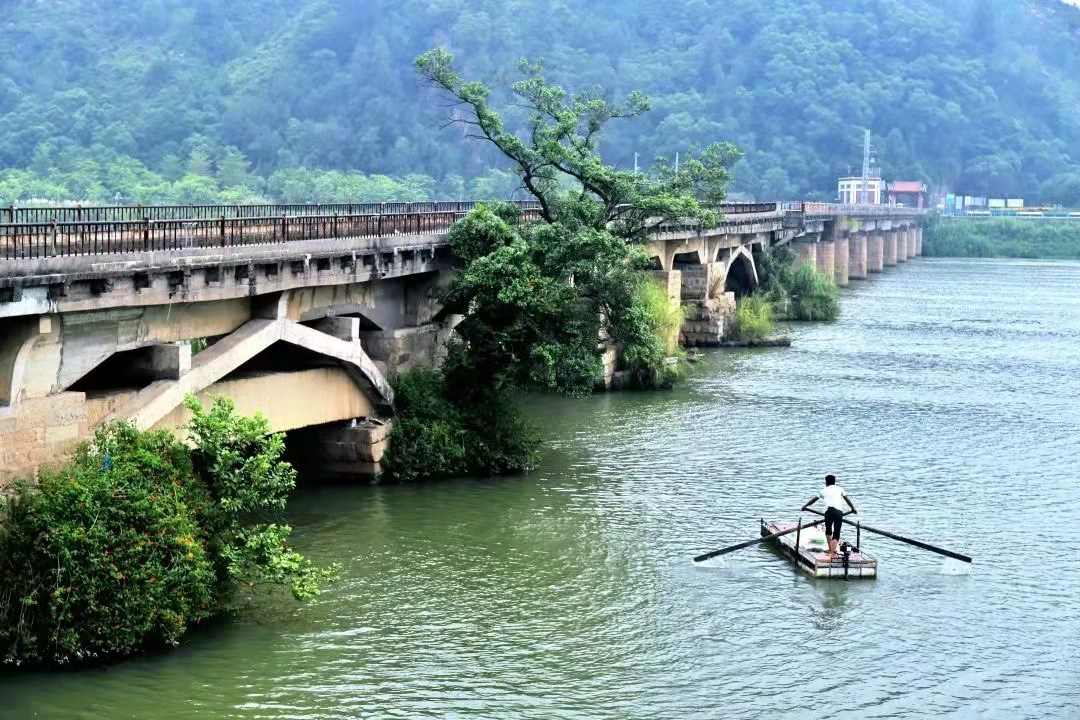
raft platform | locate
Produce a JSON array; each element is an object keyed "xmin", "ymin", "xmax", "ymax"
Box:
[{"xmin": 761, "ymin": 519, "xmax": 877, "ymax": 579}]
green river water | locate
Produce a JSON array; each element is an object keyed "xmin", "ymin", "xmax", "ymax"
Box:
[{"xmin": 2, "ymin": 258, "xmax": 1079, "ymax": 719}]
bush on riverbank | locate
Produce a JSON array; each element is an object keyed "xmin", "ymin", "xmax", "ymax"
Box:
[
  {"xmin": 0, "ymin": 396, "xmax": 336, "ymax": 668},
  {"xmin": 729, "ymin": 295, "xmax": 775, "ymax": 341},
  {"xmin": 924, "ymin": 216, "xmax": 1080, "ymax": 259},
  {"xmin": 755, "ymin": 246, "xmax": 840, "ymax": 321},
  {"xmin": 382, "ymin": 368, "xmax": 540, "ymax": 482}
]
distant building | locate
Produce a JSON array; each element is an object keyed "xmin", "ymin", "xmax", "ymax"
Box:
[
  {"xmin": 838, "ymin": 176, "xmax": 883, "ymax": 205},
  {"xmin": 887, "ymin": 181, "xmax": 927, "ymax": 209}
]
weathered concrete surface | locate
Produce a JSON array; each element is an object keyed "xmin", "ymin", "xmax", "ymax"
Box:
[
  {"xmin": 0, "ymin": 234, "xmax": 450, "ymax": 320},
  {"xmin": 834, "ymin": 237, "xmax": 850, "ymax": 287},
  {"xmin": 916, "ymin": 227, "xmax": 924, "ymax": 256},
  {"xmin": 848, "ymin": 235, "xmax": 868, "ymax": 280},
  {"xmin": 816, "ymin": 241, "xmax": 836, "ymax": 280},
  {"xmin": 907, "ymin": 228, "xmax": 918, "ymax": 259},
  {"xmin": 288, "ymin": 418, "xmax": 393, "ymax": 479},
  {"xmin": 868, "ymin": 234, "xmax": 884, "ymax": 274},
  {"xmin": 884, "ymin": 232, "xmax": 898, "ymax": 267},
  {"xmin": 153, "ymin": 368, "xmax": 376, "ymax": 436},
  {"xmin": 895, "ymin": 230, "xmax": 907, "ymax": 263}
]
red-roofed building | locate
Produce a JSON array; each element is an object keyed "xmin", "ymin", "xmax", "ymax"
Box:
[{"xmin": 888, "ymin": 181, "xmax": 927, "ymax": 209}]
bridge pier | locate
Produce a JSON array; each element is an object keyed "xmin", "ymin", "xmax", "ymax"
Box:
[
  {"xmin": 883, "ymin": 231, "xmax": 898, "ymax": 267},
  {"xmin": 915, "ymin": 226, "xmax": 923, "ymax": 256},
  {"xmin": 867, "ymin": 233, "xmax": 884, "ymax": 273},
  {"xmin": 833, "ymin": 236, "xmax": 850, "ymax": 287},
  {"xmin": 816, "ymin": 241, "xmax": 835, "ymax": 280},
  {"xmin": 906, "ymin": 228, "xmax": 917, "ymax": 259},
  {"xmin": 794, "ymin": 242, "xmax": 817, "ymax": 271},
  {"xmin": 894, "ymin": 230, "xmax": 907, "ymax": 263},
  {"xmin": 848, "ymin": 234, "xmax": 868, "ymax": 280}
]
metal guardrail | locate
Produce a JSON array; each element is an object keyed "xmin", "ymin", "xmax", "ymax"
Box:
[
  {"xmin": 0, "ymin": 199, "xmax": 923, "ymax": 260},
  {"xmin": 0, "ymin": 211, "xmax": 552, "ymax": 260},
  {"xmin": 0, "ymin": 200, "xmax": 543, "ymax": 225}
]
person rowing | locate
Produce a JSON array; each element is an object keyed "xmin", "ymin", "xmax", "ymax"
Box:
[{"xmin": 801, "ymin": 474, "xmax": 857, "ymax": 560}]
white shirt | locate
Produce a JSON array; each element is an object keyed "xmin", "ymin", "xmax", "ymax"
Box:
[{"xmin": 822, "ymin": 485, "xmax": 847, "ymax": 511}]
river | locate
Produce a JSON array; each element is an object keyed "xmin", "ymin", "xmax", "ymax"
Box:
[{"xmin": 3, "ymin": 258, "xmax": 1079, "ymax": 719}]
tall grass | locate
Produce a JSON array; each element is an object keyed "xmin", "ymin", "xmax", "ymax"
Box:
[
  {"xmin": 924, "ymin": 216, "xmax": 1080, "ymax": 259},
  {"xmin": 637, "ymin": 277, "xmax": 684, "ymax": 355},
  {"xmin": 729, "ymin": 295, "xmax": 775, "ymax": 341},
  {"xmin": 756, "ymin": 246, "xmax": 840, "ymax": 322}
]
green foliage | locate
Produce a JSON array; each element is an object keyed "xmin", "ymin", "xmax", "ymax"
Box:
[
  {"xmin": 2, "ymin": 0, "xmax": 1080, "ymax": 201},
  {"xmin": 787, "ymin": 263, "xmax": 841, "ymax": 322},
  {"xmin": 0, "ymin": 423, "xmax": 216, "ymax": 666},
  {"xmin": 730, "ymin": 295, "xmax": 776, "ymax": 341},
  {"xmin": 182, "ymin": 396, "xmax": 339, "ymax": 602},
  {"xmin": 924, "ymin": 216, "xmax": 1080, "ymax": 259},
  {"xmin": 382, "ymin": 368, "xmax": 540, "ymax": 482},
  {"xmin": 756, "ymin": 246, "xmax": 840, "ymax": 321},
  {"xmin": 421, "ymin": 51, "xmax": 732, "ymax": 400},
  {"xmin": 0, "ymin": 397, "xmax": 337, "ymax": 668}
]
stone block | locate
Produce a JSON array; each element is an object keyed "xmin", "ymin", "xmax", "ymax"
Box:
[{"xmin": 45, "ymin": 423, "xmax": 81, "ymax": 446}]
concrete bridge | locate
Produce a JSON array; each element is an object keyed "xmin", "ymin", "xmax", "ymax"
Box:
[{"xmin": 0, "ymin": 200, "xmax": 924, "ymax": 482}]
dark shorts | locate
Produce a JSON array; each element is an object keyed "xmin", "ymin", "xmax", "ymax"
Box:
[{"xmin": 824, "ymin": 507, "xmax": 844, "ymax": 539}]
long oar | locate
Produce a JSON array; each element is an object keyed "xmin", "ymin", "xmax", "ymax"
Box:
[
  {"xmin": 804, "ymin": 509, "xmax": 972, "ymax": 563},
  {"xmin": 693, "ymin": 518, "xmax": 825, "ymax": 563}
]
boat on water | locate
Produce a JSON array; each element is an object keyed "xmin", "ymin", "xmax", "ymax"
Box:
[{"xmin": 760, "ymin": 519, "xmax": 877, "ymax": 579}]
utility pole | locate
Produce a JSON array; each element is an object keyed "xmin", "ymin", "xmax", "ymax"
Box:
[
  {"xmin": 634, "ymin": 152, "xmax": 639, "ymax": 175},
  {"xmin": 675, "ymin": 152, "xmax": 680, "ymax": 174},
  {"xmin": 860, "ymin": 129, "xmax": 871, "ymax": 205}
]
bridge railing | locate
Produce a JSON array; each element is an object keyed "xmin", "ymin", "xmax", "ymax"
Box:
[
  {"xmin": 0, "ymin": 210, "xmax": 550, "ymax": 260},
  {"xmin": 0, "ymin": 200, "xmax": 546, "ymax": 225},
  {"xmin": 0, "ymin": 199, "xmax": 787, "ymax": 226}
]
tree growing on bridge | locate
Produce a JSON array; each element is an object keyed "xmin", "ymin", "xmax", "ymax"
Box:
[{"xmin": 383, "ymin": 50, "xmax": 739, "ymax": 480}]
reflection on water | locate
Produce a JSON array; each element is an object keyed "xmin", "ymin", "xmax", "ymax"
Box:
[{"xmin": 2, "ymin": 258, "xmax": 1079, "ymax": 719}]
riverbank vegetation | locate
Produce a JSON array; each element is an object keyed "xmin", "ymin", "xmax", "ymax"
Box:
[
  {"xmin": 729, "ymin": 296, "xmax": 775, "ymax": 342},
  {"xmin": 0, "ymin": 397, "xmax": 337, "ymax": 668},
  {"xmin": 755, "ymin": 247, "xmax": 841, "ymax": 322},
  {"xmin": 3, "ymin": 1, "xmax": 1080, "ymax": 203},
  {"xmin": 923, "ymin": 217, "xmax": 1080, "ymax": 259},
  {"xmin": 380, "ymin": 50, "xmax": 736, "ymax": 480}
]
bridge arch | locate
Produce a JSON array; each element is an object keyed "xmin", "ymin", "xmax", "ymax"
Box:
[{"xmin": 722, "ymin": 246, "xmax": 759, "ymax": 298}]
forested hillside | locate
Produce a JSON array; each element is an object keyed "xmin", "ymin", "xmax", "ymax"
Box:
[{"xmin": 2, "ymin": 0, "xmax": 1080, "ymax": 205}]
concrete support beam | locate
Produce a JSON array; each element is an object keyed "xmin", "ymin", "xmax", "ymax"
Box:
[
  {"xmin": 816, "ymin": 241, "xmax": 835, "ymax": 280},
  {"xmin": 867, "ymin": 233, "xmax": 884, "ymax": 274},
  {"xmin": 916, "ymin": 227, "xmax": 924, "ymax": 256},
  {"xmin": 833, "ymin": 237, "xmax": 850, "ymax": 287},
  {"xmin": 137, "ymin": 343, "xmax": 191, "ymax": 381},
  {"xmin": 848, "ymin": 234, "xmax": 868, "ymax": 280},
  {"xmin": 894, "ymin": 230, "xmax": 907, "ymax": 263},
  {"xmin": 883, "ymin": 232, "xmax": 898, "ymax": 267},
  {"xmin": 794, "ymin": 242, "xmax": 817, "ymax": 271},
  {"xmin": 313, "ymin": 316, "xmax": 360, "ymax": 342},
  {"xmin": 906, "ymin": 228, "xmax": 917, "ymax": 259}
]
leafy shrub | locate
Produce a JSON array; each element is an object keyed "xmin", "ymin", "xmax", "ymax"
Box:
[
  {"xmin": 382, "ymin": 368, "xmax": 540, "ymax": 482},
  {"xmin": 0, "ymin": 396, "xmax": 337, "ymax": 668},
  {"xmin": 183, "ymin": 396, "xmax": 338, "ymax": 604},
  {"xmin": 0, "ymin": 423, "xmax": 216, "ymax": 666},
  {"xmin": 730, "ymin": 295, "xmax": 775, "ymax": 341},
  {"xmin": 756, "ymin": 246, "xmax": 839, "ymax": 322}
]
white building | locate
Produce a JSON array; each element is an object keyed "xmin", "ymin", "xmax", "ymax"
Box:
[{"xmin": 837, "ymin": 176, "xmax": 883, "ymax": 205}]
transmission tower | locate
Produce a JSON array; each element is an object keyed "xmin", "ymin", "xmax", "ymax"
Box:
[{"xmin": 860, "ymin": 130, "xmax": 871, "ymax": 205}]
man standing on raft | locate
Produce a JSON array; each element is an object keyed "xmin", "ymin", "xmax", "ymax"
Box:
[{"xmin": 801, "ymin": 474, "xmax": 858, "ymax": 560}]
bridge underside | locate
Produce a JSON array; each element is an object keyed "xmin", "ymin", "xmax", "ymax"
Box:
[{"xmin": 0, "ymin": 272, "xmax": 458, "ymax": 482}]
